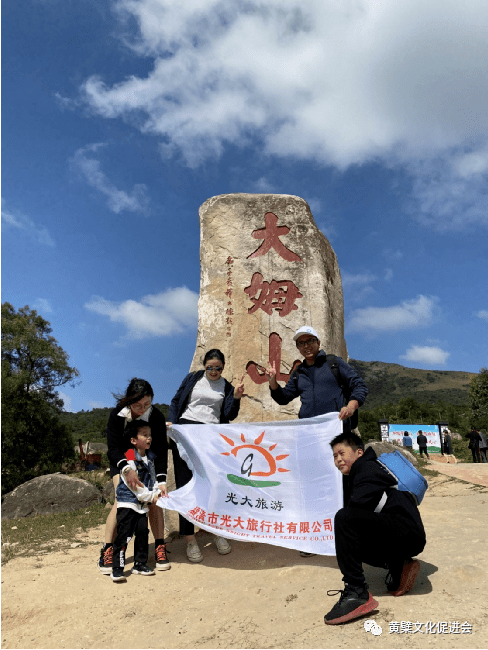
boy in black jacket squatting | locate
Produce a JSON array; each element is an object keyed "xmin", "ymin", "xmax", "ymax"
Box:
[{"xmin": 324, "ymin": 432, "xmax": 426, "ymax": 625}]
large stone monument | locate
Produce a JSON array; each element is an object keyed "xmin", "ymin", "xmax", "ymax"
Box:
[{"xmin": 190, "ymin": 193, "xmax": 348, "ymax": 422}]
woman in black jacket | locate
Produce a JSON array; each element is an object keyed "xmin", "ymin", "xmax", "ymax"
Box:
[
  {"xmin": 98, "ymin": 378, "xmax": 170, "ymax": 574},
  {"xmin": 167, "ymin": 349, "xmax": 244, "ymax": 563}
]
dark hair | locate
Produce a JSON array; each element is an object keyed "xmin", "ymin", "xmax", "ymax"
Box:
[
  {"xmin": 114, "ymin": 378, "xmax": 154, "ymax": 410},
  {"xmin": 203, "ymin": 349, "xmax": 225, "ymax": 366},
  {"xmin": 126, "ymin": 419, "xmax": 152, "ymax": 438},
  {"xmin": 330, "ymin": 432, "xmax": 364, "ymax": 451}
]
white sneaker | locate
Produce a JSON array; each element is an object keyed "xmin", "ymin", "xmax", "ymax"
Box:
[
  {"xmin": 215, "ymin": 536, "xmax": 232, "ymax": 555},
  {"xmin": 186, "ymin": 541, "xmax": 203, "ymax": 563}
]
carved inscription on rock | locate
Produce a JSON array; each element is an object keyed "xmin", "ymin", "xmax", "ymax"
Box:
[{"xmin": 191, "ymin": 194, "xmax": 348, "ymax": 422}]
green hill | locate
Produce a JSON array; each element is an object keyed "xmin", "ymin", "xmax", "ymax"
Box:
[{"xmin": 348, "ymin": 359, "xmax": 474, "ymax": 409}]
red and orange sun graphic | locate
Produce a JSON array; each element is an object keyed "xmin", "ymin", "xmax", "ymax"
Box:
[{"xmin": 220, "ymin": 431, "xmax": 290, "ymax": 487}]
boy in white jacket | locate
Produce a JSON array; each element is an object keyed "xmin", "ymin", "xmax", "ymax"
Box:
[{"xmin": 111, "ymin": 420, "xmax": 166, "ymax": 582}]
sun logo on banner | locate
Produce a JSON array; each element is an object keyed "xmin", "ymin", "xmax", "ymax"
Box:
[{"xmin": 220, "ymin": 431, "xmax": 290, "ymax": 487}]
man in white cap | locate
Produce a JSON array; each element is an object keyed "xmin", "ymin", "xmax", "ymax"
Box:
[
  {"xmin": 266, "ymin": 326, "xmax": 368, "ymax": 558},
  {"xmin": 265, "ymin": 326, "xmax": 368, "ymax": 430}
]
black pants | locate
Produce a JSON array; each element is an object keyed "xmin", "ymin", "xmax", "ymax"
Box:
[
  {"xmin": 170, "ymin": 418, "xmax": 205, "ymax": 536},
  {"xmin": 419, "ymin": 447, "xmax": 429, "ymax": 458},
  {"xmin": 470, "ymin": 447, "xmax": 480, "ymax": 462},
  {"xmin": 112, "ymin": 508, "xmax": 149, "ymax": 569},
  {"xmin": 334, "ymin": 507, "xmax": 425, "ymax": 589}
]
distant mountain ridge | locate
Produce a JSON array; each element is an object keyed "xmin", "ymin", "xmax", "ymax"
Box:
[
  {"xmin": 60, "ymin": 362, "xmax": 475, "ymax": 441},
  {"xmin": 348, "ymin": 359, "xmax": 474, "ymax": 409}
]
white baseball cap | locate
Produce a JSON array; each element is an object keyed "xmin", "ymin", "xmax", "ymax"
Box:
[{"xmin": 293, "ymin": 326, "xmax": 319, "ymax": 341}]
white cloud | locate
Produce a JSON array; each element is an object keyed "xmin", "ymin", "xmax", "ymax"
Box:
[
  {"xmin": 70, "ymin": 144, "xmax": 150, "ymax": 214},
  {"xmin": 1, "ymin": 203, "xmax": 55, "ymax": 246},
  {"xmin": 33, "ymin": 298, "xmax": 52, "ymax": 314},
  {"xmin": 477, "ymin": 310, "xmax": 488, "ymax": 322},
  {"xmin": 347, "ymin": 295, "xmax": 437, "ymax": 333},
  {"xmin": 384, "ymin": 268, "xmax": 393, "ymax": 282},
  {"xmin": 58, "ymin": 392, "xmax": 74, "ymax": 412},
  {"xmin": 79, "ymin": 0, "xmax": 488, "ymax": 227},
  {"xmin": 400, "ymin": 345, "xmax": 450, "ymax": 365},
  {"xmin": 383, "ymin": 248, "xmax": 403, "ymax": 261},
  {"xmin": 342, "ymin": 272, "xmax": 377, "ymax": 304},
  {"xmin": 88, "ymin": 401, "xmax": 105, "ymax": 410},
  {"xmin": 252, "ymin": 177, "xmax": 275, "ymax": 193},
  {"xmin": 85, "ymin": 287, "xmax": 199, "ymax": 338},
  {"xmin": 342, "ymin": 272, "xmax": 378, "ymax": 288}
]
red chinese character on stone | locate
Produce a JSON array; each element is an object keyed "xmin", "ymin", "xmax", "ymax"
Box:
[
  {"xmin": 225, "ymin": 288, "xmax": 232, "ymax": 298},
  {"xmin": 248, "ymin": 212, "xmax": 302, "ymax": 262},
  {"xmin": 226, "ymin": 308, "xmax": 234, "ymax": 315},
  {"xmin": 226, "ymin": 257, "xmax": 234, "ymax": 265},
  {"xmin": 247, "ymin": 332, "xmax": 301, "ymax": 385},
  {"xmin": 244, "ymin": 272, "xmax": 302, "ymax": 317}
]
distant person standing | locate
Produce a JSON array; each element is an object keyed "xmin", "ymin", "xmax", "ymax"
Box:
[
  {"xmin": 479, "ymin": 430, "xmax": 488, "ymax": 463},
  {"xmin": 402, "ymin": 432, "xmax": 413, "ymax": 449},
  {"xmin": 466, "ymin": 427, "xmax": 482, "ymax": 463},
  {"xmin": 416, "ymin": 431, "xmax": 429, "ymax": 459},
  {"xmin": 442, "ymin": 429, "xmax": 455, "ymax": 463}
]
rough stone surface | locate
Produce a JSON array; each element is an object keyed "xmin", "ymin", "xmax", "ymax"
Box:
[
  {"xmin": 192, "ymin": 193, "xmax": 347, "ymax": 422},
  {"xmin": 366, "ymin": 440, "xmax": 419, "ymax": 466},
  {"xmin": 1, "ymin": 474, "xmax": 102, "ymax": 519}
]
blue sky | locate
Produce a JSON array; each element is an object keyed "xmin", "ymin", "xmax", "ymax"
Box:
[{"xmin": 2, "ymin": 0, "xmax": 488, "ymax": 413}]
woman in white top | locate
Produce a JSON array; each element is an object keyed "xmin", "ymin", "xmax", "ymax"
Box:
[{"xmin": 167, "ymin": 349, "xmax": 244, "ymax": 563}]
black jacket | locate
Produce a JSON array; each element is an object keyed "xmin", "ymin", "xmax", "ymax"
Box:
[
  {"xmin": 343, "ymin": 447, "xmax": 426, "ymax": 542},
  {"xmin": 106, "ymin": 406, "xmax": 168, "ymax": 482},
  {"xmin": 168, "ymin": 370, "xmax": 240, "ymax": 424},
  {"xmin": 270, "ymin": 350, "xmax": 368, "ymax": 424}
]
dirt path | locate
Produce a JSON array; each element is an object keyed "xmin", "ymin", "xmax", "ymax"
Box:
[{"xmin": 2, "ymin": 473, "xmax": 488, "ymax": 650}]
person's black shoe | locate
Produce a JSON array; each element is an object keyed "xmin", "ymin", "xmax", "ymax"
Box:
[
  {"xmin": 131, "ymin": 563, "xmax": 155, "ymax": 576},
  {"xmin": 97, "ymin": 544, "xmax": 113, "ymax": 575},
  {"xmin": 386, "ymin": 558, "xmax": 420, "ymax": 596},
  {"xmin": 324, "ymin": 584, "xmax": 378, "ymax": 625},
  {"xmin": 111, "ymin": 567, "xmax": 126, "ymax": 582}
]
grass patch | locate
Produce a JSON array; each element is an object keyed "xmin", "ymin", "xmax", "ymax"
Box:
[{"xmin": 1, "ymin": 502, "xmax": 108, "ymax": 565}]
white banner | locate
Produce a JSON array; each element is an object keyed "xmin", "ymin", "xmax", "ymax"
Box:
[{"xmin": 157, "ymin": 413, "xmax": 343, "ymax": 555}]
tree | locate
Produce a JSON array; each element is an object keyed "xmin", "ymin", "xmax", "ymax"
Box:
[
  {"xmin": 1, "ymin": 303, "xmax": 79, "ymax": 404},
  {"xmin": 469, "ymin": 367, "xmax": 488, "ymax": 428},
  {"xmin": 1, "ymin": 303, "xmax": 80, "ymax": 494}
]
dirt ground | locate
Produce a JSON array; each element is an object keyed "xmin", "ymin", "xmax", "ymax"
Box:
[{"xmin": 2, "ymin": 469, "xmax": 488, "ymax": 650}]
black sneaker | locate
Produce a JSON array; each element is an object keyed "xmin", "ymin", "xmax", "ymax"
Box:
[
  {"xmin": 155, "ymin": 543, "xmax": 171, "ymax": 571},
  {"xmin": 131, "ymin": 563, "xmax": 155, "ymax": 576},
  {"xmin": 299, "ymin": 551, "xmax": 317, "ymax": 558},
  {"xmin": 111, "ymin": 567, "xmax": 126, "ymax": 583},
  {"xmin": 386, "ymin": 558, "xmax": 420, "ymax": 596},
  {"xmin": 324, "ymin": 584, "xmax": 378, "ymax": 625},
  {"xmin": 97, "ymin": 544, "xmax": 113, "ymax": 575}
]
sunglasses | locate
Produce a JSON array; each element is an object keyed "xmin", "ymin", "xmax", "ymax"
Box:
[
  {"xmin": 296, "ymin": 337, "xmax": 318, "ymax": 348},
  {"xmin": 205, "ymin": 366, "xmax": 223, "ymax": 372}
]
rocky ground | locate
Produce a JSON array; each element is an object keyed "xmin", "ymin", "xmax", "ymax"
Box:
[{"xmin": 2, "ymin": 467, "xmax": 488, "ymax": 650}]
